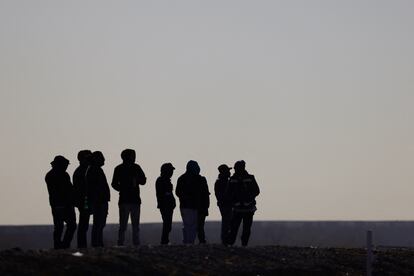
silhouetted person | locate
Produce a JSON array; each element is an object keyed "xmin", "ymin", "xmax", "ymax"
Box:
[
  {"xmin": 45, "ymin": 155, "xmax": 77, "ymax": 249},
  {"xmin": 214, "ymin": 164, "xmax": 232, "ymax": 245},
  {"xmin": 111, "ymin": 149, "xmax": 146, "ymax": 246},
  {"xmin": 197, "ymin": 173, "xmax": 210, "ymax": 244},
  {"xmin": 86, "ymin": 151, "xmax": 110, "ymax": 247},
  {"xmin": 226, "ymin": 160, "xmax": 260, "ymax": 247},
  {"xmin": 176, "ymin": 160, "xmax": 207, "ymax": 244},
  {"xmin": 155, "ymin": 163, "xmax": 176, "ymax": 245},
  {"xmin": 72, "ymin": 150, "xmax": 92, "ymax": 249}
]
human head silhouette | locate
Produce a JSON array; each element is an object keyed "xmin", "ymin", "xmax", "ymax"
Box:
[
  {"xmin": 218, "ymin": 164, "xmax": 232, "ymax": 178},
  {"xmin": 186, "ymin": 160, "xmax": 200, "ymax": 175},
  {"xmin": 121, "ymin": 149, "xmax": 136, "ymax": 165},
  {"xmin": 51, "ymin": 155, "xmax": 70, "ymax": 172},
  {"xmin": 161, "ymin": 163, "xmax": 175, "ymax": 178},
  {"xmin": 77, "ymin": 150, "xmax": 92, "ymax": 166},
  {"xmin": 234, "ymin": 160, "xmax": 246, "ymax": 175},
  {"xmin": 92, "ymin": 151, "xmax": 105, "ymax": 167}
]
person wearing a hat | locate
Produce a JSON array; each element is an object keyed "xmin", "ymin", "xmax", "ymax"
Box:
[
  {"xmin": 72, "ymin": 150, "xmax": 92, "ymax": 248},
  {"xmin": 111, "ymin": 149, "xmax": 147, "ymax": 247},
  {"xmin": 45, "ymin": 155, "xmax": 77, "ymax": 249},
  {"xmin": 86, "ymin": 151, "xmax": 111, "ymax": 247},
  {"xmin": 155, "ymin": 163, "xmax": 176, "ymax": 245},
  {"xmin": 226, "ymin": 160, "xmax": 260, "ymax": 247},
  {"xmin": 214, "ymin": 164, "xmax": 233, "ymax": 245}
]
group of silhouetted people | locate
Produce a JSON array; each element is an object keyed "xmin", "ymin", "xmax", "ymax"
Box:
[{"xmin": 45, "ymin": 149, "xmax": 260, "ymax": 249}]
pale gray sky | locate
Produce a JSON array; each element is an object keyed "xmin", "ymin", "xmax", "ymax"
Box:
[{"xmin": 0, "ymin": 0, "xmax": 413, "ymax": 225}]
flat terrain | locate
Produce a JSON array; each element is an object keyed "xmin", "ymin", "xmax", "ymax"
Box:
[
  {"xmin": 3, "ymin": 222, "xmax": 414, "ymax": 250},
  {"xmin": 0, "ymin": 245, "xmax": 413, "ymax": 275}
]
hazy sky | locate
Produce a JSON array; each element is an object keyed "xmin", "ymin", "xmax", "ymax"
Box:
[{"xmin": 1, "ymin": 0, "xmax": 413, "ymax": 225}]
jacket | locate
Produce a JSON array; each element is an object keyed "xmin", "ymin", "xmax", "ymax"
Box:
[
  {"xmin": 72, "ymin": 165, "xmax": 89, "ymax": 209},
  {"xmin": 176, "ymin": 173, "xmax": 208, "ymax": 209},
  {"xmin": 214, "ymin": 176, "xmax": 231, "ymax": 207},
  {"xmin": 155, "ymin": 176, "xmax": 176, "ymax": 209},
  {"xmin": 45, "ymin": 169, "xmax": 74, "ymax": 207},
  {"xmin": 86, "ymin": 165, "xmax": 110, "ymax": 207},
  {"xmin": 226, "ymin": 171, "xmax": 260, "ymax": 212},
  {"xmin": 111, "ymin": 163, "xmax": 146, "ymax": 205}
]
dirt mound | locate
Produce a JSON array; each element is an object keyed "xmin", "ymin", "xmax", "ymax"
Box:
[{"xmin": 1, "ymin": 245, "xmax": 413, "ymax": 275}]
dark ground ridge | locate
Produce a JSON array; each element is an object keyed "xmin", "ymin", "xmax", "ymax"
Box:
[{"xmin": 1, "ymin": 245, "xmax": 414, "ymax": 275}]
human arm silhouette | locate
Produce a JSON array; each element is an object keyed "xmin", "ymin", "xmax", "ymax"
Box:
[
  {"xmin": 251, "ymin": 176, "xmax": 260, "ymax": 198},
  {"xmin": 111, "ymin": 167, "xmax": 120, "ymax": 192},
  {"xmin": 136, "ymin": 165, "xmax": 147, "ymax": 185}
]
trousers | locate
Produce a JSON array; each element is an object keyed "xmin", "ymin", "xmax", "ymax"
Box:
[
  {"xmin": 51, "ymin": 206, "xmax": 77, "ymax": 249},
  {"xmin": 160, "ymin": 208, "xmax": 174, "ymax": 244},
  {"xmin": 91, "ymin": 202, "xmax": 108, "ymax": 247},
  {"xmin": 219, "ymin": 206, "xmax": 232, "ymax": 244},
  {"xmin": 76, "ymin": 207, "xmax": 90, "ymax": 248},
  {"xmin": 197, "ymin": 212, "xmax": 207, "ymax": 244},
  {"xmin": 180, "ymin": 208, "xmax": 198, "ymax": 244},
  {"xmin": 227, "ymin": 211, "xmax": 254, "ymax": 246},
  {"xmin": 118, "ymin": 203, "xmax": 141, "ymax": 246}
]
